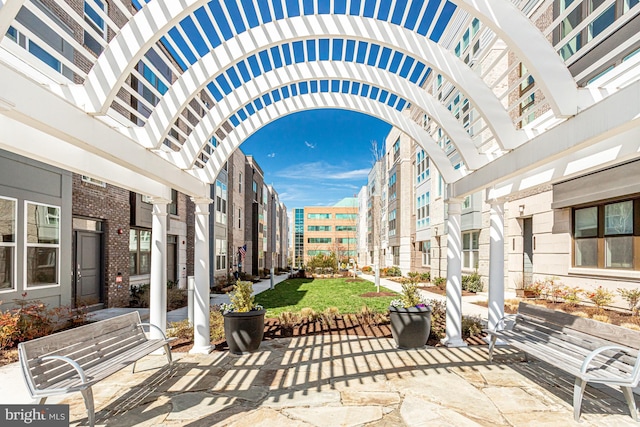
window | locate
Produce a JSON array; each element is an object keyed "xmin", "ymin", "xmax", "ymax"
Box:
[
  {"xmin": 81, "ymin": 175, "xmax": 106, "ymax": 187},
  {"xmin": 252, "ymin": 180, "xmax": 258, "ymax": 200},
  {"xmin": 589, "ymin": 0, "xmax": 616, "ymax": 41},
  {"xmin": 308, "ymin": 225, "xmax": 331, "ymax": 231},
  {"xmin": 462, "ymin": 231, "xmax": 479, "ymax": 270},
  {"xmin": 421, "ymin": 241, "xmax": 431, "ymax": 267},
  {"xmin": 216, "ymin": 239, "xmax": 227, "ymax": 270},
  {"xmin": 416, "ymin": 150, "xmax": 429, "ymax": 183},
  {"xmin": 0, "ymin": 197, "xmax": 16, "ymax": 291},
  {"xmin": 168, "ymin": 189, "xmax": 178, "ymax": 215},
  {"xmin": 238, "ymin": 208, "xmax": 242, "ymax": 229},
  {"xmin": 604, "ymin": 201, "xmax": 633, "ymax": 268},
  {"xmin": 308, "ymin": 238, "xmax": 331, "ymax": 244},
  {"xmin": 393, "ymin": 246, "xmax": 400, "ymax": 265},
  {"xmin": 393, "ymin": 139, "xmax": 400, "ymax": 161},
  {"xmin": 388, "ymin": 209, "xmax": 397, "ymax": 236},
  {"xmin": 141, "ymin": 194, "xmax": 153, "ymax": 204},
  {"xmin": 574, "ymin": 200, "xmax": 638, "ymax": 269},
  {"xmin": 388, "ymin": 173, "xmax": 397, "ymax": 200},
  {"xmin": 336, "ymin": 225, "xmax": 356, "ymax": 232},
  {"xmin": 215, "ymin": 181, "xmax": 227, "ymax": 225},
  {"xmin": 307, "ymin": 250, "xmax": 331, "ymax": 256},
  {"xmin": 130, "ymin": 229, "xmax": 151, "ymax": 275},
  {"xmin": 337, "ymin": 238, "xmax": 357, "ymax": 244},
  {"xmin": 84, "ymin": 0, "xmax": 107, "ymax": 55},
  {"xmin": 26, "ymin": 202, "xmax": 60, "ymax": 287},
  {"xmin": 238, "ymin": 172, "xmax": 242, "ymax": 193},
  {"xmin": 335, "ymin": 214, "xmax": 357, "ymax": 220},
  {"xmin": 307, "ymin": 213, "xmax": 331, "ymax": 219},
  {"xmin": 417, "ymin": 192, "xmax": 430, "ymax": 229}
]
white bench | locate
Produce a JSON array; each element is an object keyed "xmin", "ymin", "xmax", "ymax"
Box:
[
  {"xmin": 488, "ymin": 302, "xmax": 640, "ymax": 422},
  {"xmin": 18, "ymin": 311, "xmax": 172, "ymax": 427}
]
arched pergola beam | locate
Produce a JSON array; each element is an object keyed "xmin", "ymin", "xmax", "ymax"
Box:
[
  {"xmin": 453, "ymin": 0, "xmax": 577, "ymax": 117},
  {"xmin": 158, "ymin": 61, "xmax": 487, "ymax": 172},
  {"xmin": 83, "ymin": 0, "xmax": 573, "ymax": 125},
  {"xmin": 188, "ymin": 92, "xmax": 464, "ymax": 184},
  {"xmin": 138, "ymin": 16, "xmax": 524, "ymax": 150},
  {"xmin": 142, "ymin": 32, "xmax": 512, "ymax": 157}
]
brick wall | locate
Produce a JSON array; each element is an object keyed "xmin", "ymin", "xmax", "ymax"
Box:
[{"xmin": 72, "ymin": 174, "xmax": 130, "ymax": 307}]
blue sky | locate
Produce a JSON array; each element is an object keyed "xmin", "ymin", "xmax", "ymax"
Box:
[{"xmin": 240, "ymin": 109, "xmax": 391, "ymax": 209}]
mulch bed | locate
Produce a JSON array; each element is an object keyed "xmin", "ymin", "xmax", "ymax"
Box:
[
  {"xmin": 360, "ymin": 292, "xmax": 397, "ymax": 297},
  {"xmin": 170, "ymin": 316, "xmax": 485, "ymax": 353}
]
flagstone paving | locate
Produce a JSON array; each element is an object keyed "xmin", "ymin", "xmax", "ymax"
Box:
[{"xmin": 56, "ymin": 335, "xmax": 638, "ymax": 426}]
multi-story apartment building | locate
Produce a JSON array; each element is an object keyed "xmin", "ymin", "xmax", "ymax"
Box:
[
  {"xmin": 303, "ymin": 199, "xmax": 358, "ymax": 266},
  {"xmin": 243, "ymin": 157, "xmax": 265, "ymax": 277},
  {"xmin": 360, "ymin": 0, "xmax": 640, "ymax": 305},
  {"xmin": 384, "ymin": 129, "xmax": 414, "ymax": 273}
]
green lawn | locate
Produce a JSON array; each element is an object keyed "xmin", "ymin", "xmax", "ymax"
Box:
[{"xmin": 255, "ymin": 277, "xmax": 399, "ymax": 317}]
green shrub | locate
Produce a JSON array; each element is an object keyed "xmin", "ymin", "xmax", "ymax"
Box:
[
  {"xmin": 386, "ymin": 266, "xmax": 402, "ymax": 277},
  {"xmin": 433, "ymin": 277, "xmax": 446, "ymax": 290},
  {"xmin": 461, "ymin": 315, "xmax": 483, "ymax": 337},
  {"xmin": 618, "ymin": 287, "xmax": 640, "ymax": 313},
  {"xmin": 420, "ymin": 272, "xmax": 431, "ymax": 282},
  {"xmin": 461, "ymin": 272, "xmax": 483, "ymax": 293}
]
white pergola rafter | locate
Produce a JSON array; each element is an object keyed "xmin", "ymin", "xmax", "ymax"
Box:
[
  {"xmin": 452, "ymin": 80, "xmax": 640, "ymax": 199},
  {"xmin": 0, "ymin": 60, "xmax": 209, "ymax": 198},
  {"xmin": 140, "ymin": 20, "xmax": 523, "ymax": 151},
  {"xmin": 189, "ymin": 91, "xmax": 464, "ymax": 184},
  {"xmin": 156, "ymin": 62, "xmax": 488, "ymax": 173},
  {"xmin": 0, "ymin": 0, "xmax": 25, "ymax": 39},
  {"xmin": 78, "ymin": 0, "xmax": 572, "ymax": 137}
]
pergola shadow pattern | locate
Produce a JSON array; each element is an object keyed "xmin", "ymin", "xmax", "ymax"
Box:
[{"xmin": 56, "ymin": 335, "xmax": 635, "ymax": 426}]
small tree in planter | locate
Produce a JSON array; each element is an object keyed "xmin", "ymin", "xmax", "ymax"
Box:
[
  {"xmin": 221, "ymin": 281, "xmax": 265, "ymax": 354},
  {"xmin": 617, "ymin": 288, "xmax": 640, "ymax": 315}
]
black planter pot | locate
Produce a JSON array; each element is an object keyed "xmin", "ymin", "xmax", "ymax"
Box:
[
  {"xmin": 389, "ymin": 306, "xmax": 432, "ymax": 349},
  {"xmin": 223, "ymin": 309, "xmax": 266, "ymax": 355}
]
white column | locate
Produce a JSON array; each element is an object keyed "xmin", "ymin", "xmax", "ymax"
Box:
[
  {"xmin": 488, "ymin": 201, "xmax": 505, "ymax": 332},
  {"xmin": 149, "ymin": 199, "xmax": 170, "ymax": 339},
  {"xmin": 444, "ymin": 198, "xmax": 466, "ymax": 347},
  {"xmin": 190, "ymin": 197, "xmax": 212, "ymax": 354}
]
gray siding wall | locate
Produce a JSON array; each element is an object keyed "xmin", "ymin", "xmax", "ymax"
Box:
[{"xmin": 0, "ymin": 149, "xmax": 72, "ymax": 309}]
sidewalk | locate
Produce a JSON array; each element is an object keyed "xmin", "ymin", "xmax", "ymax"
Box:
[{"xmin": 0, "ymin": 273, "xmax": 290, "ymax": 405}]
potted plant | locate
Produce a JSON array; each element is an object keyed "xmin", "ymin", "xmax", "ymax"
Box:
[
  {"xmin": 389, "ymin": 280, "xmax": 431, "ymax": 349},
  {"xmin": 221, "ymin": 280, "xmax": 265, "ymax": 354}
]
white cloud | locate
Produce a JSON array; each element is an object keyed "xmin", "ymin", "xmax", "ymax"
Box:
[
  {"xmin": 267, "ymin": 152, "xmax": 276, "ymax": 158},
  {"xmin": 275, "ymin": 162, "xmax": 369, "ymax": 181},
  {"xmin": 304, "ymin": 141, "xmax": 316, "ymax": 149}
]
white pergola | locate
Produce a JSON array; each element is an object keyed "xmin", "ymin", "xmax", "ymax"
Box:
[{"xmin": 0, "ymin": 0, "xmax": 638, "ymax": 352}]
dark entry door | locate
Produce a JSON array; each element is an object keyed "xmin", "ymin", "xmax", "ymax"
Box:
[
  {"xmin": 523, "ymin": 218, "xmax": 533, "ymax": 286},
  {"xmin": 74, "ymin": 231, "xmax": 102, "ymax": 306}
]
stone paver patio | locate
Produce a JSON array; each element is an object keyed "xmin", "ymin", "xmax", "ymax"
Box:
[{"xmin": 57, "ymin": 335, "xmax": 638, "ymax": 426}]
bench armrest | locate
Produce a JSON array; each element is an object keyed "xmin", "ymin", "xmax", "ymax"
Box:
[
  {"xmin": 138, "ymin": 322, "xmax": 169, "ymax": 341},
  {"xmin": 39, "ymin": 355, "xmax": 88, "ymax": 385},
  {"xmin": 581, "ymin": 345, "xmax": 637, "ymax": 377},
  {"xmin": 485, "ymin": 315, "xmax": 511, "ymax": 333}
]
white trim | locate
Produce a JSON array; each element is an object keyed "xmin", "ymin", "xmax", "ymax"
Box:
[
  {"xmin": 23, "ymin": 200, "xmax": 61, "ymax": 290},
  {"xmin": 568, "ymin": 267, "xmax": 640, "ymax": 281},
  {"xmin": 0, "ymin": 195, "xmax": 17, "ymax": 293}
]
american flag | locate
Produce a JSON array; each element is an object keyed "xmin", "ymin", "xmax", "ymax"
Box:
[{"xmin": 238, "ymin": 244, "xmax": 246, "ymax": 259}]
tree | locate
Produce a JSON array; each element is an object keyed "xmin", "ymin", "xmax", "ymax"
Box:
[{"xmin": 369, "ymin": 140, "xmax": 386, "ymax": 293}]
